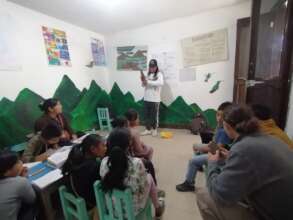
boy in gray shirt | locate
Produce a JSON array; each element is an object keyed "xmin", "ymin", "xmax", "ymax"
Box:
[{"xmin": 0, "ymin": 150, "xmax": 36, "ymax": 220}]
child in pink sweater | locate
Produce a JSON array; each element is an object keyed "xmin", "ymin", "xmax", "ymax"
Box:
[{"xmin": 125, "ymin": 109, "xmax": 154, "ymax": 160}]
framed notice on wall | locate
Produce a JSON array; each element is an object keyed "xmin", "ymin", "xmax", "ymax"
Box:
[{"xmin": 181, "ymin": 29, "xmax": 228, "ymax": 67}]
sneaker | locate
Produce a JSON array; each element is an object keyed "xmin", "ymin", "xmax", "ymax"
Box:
[
  {"xmin": 176, "ymin": 181, "xmax": 195, "ymax": 192},
  {"xmin": 155, "ymin": 198, "xmax": 165, "ymax": 219},
  {"xmin": 152, "ymin": 129, "xmax": 158, "ymax": 137},
  {"xmin": 141, "ymin": 129, "xmax": 152, "ymax": 136}
]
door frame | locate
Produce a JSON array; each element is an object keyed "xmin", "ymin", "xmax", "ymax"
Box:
[
  {"xmin": 233, "ymin": 17, "xmax": 250, "ymax": 103},
  {"xmin": 277, "ymin": 0, "xmax": 293, "ymax": 128},
  {"xmin": 234, "ymin": 0, "xmax": 293, "ymax": 129}
]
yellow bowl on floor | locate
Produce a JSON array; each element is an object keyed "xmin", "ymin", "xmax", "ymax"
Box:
[{"xmin": 160, "ymin": 131, "xmax": 173, "ymax": 139}]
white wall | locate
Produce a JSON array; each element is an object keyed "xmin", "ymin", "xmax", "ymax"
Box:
[
  {"xmin": 106, "ymin": 1, "xmax": 251, "ymax": 110},
  {"xmin": 0, "ymin": 0, "xmax": 109, "ymax": 101}
]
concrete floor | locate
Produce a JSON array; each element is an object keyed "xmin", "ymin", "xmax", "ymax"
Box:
[{"xmin": 140, "ymin": 127, "xmax": 205, "ymax": 220}]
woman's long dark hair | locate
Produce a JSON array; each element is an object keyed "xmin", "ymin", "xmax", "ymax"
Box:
[
  {"xmin": 62, "ymin": 134, "xmax": 103, "ymax": 175},
  {"xmin": 224, "ymin": 105, "xmax": 259, "ymax": 135},
  {"xmin": 39, "ymin": 98, "xmax": 59, "ymax": 113},
  {"xmin": 148, "ymin": 59, "xmax": 159, "ymax": 77},
  {"xmin": 102, "ymin": 128, "xmax": 131, "ymax": 192}
]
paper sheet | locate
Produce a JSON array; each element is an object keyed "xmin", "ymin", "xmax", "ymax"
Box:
[
  {"xmin": 32, "ymin": 169, "xmax": 62, "ymax": 189},
  {"xmin": 151, "ymin": 51, "xmax": 177, "ymax": 81},
  {"xmin": 181, "ymin": 29, "xmax": 228, "ymax": 67},
  {"xmin": 179, "ymin": 68, "xmax": 196, "ymax": 82},
  {"xmin": 47, "ymin": 146, "xmax": 72, "ymax": 168},
  {"xmin": 0, "ymin": 11, "xmax": 21, "ymax": 70}
]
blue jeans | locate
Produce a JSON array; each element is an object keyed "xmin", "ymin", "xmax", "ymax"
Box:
[{"xmin": 185, "ymin": 154, "xmax": 208, "ymax": 184}]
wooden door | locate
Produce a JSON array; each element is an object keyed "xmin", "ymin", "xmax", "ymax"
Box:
[{"xmin": 234, "ymin": 0, "xmax": 293, "ymax": 128}]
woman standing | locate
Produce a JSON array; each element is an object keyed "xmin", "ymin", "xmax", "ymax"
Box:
[{"xmin": 140, "ymin": 59, "xmax": 164, "ymax": 137}]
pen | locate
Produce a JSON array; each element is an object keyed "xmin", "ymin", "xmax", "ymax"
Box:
[{"xmin": 29, "ymin": 167, "xmax": 46, "ymax": 177}]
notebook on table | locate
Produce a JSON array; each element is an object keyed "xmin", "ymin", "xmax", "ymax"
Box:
[
  {"xmin": 28, "ymin": 162, "xmax": 63, "ymax": 189},
  {"xmin": 47, "ymin": 145, "xmax": 73, "ymax": 168}
]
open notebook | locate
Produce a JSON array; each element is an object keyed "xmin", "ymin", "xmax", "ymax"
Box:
[
  {"xmin": 27, "ymin": 162, "xmax": 63, "ymax": 189},
  {"xmin": 47, "ymin": 145, "xmax": 73, "ymax": 168},
  {"xmin": 32, "ymin": 169, "xmax": 62, "ymax": 189}
]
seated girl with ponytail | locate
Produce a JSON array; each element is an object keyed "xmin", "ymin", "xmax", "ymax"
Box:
[
  {"xmin": 111, "ymin": 116, "xmax": 158, "ymax": 185},
  {"xmin": 100, "ymin": 128, "xmax": 165, "ymax": 219},
  {"xmin": 62, "ymin": 134, "xmax": 107, "ymax": 219}
]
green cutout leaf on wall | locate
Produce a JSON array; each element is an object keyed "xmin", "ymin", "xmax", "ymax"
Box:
[{"xmin": 209, "ymin": 81, "xmax": 222, "ymax": 93}]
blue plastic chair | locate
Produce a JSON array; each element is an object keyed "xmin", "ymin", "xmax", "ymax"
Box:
[
  {"xmin": 93, "ymin": 180, "xmax": 152, "ymax": 220},
  {"xmin": 97, "ymin": 108, "xmax": 112, "ymax": 131}
]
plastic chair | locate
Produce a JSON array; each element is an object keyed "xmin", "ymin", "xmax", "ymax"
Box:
[
  {"xmin": 59, "ymin": 185, "xmax": 90, "ymax": 220},
  {"xmin": 97, "ymin": 108, "xmax": 112, "ymax": 131},
  {"xmin": 93, "ymin": 180, "xmax": 152, "ymax": 220},
  {"xmin": 10, "ymin": 142, "xmax": 27, "ymax": 153}
]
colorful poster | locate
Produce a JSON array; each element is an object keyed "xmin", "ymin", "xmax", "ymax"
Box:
[
  {"xmin": 42, "ymin": 26, "xmax": 71, "ymax": 66},
  {"xmin": 117, "ymin": 46, "xmax": 147, "ymax": 71},
  {"xmin": 91, "ymin": 38, "xmax": 106, "ymax": 66}
]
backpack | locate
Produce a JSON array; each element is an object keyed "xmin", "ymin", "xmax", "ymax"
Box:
[{"xmin": 190, "ymin": 113, "xmax": 208, "ymax": 135}]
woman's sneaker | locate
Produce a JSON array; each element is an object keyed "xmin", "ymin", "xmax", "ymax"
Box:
[
  {"xmin": 141, "ymin": 129, "xmax": 152, "ymax": 136},
  {"xmin": 152, "ymin": 129, "xmax": 158, "ymax": 137}
]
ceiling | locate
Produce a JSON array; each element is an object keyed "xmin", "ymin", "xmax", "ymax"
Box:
[{"xmin": 8, "ymin": 0, "xmax": 248, "ymax": 34}]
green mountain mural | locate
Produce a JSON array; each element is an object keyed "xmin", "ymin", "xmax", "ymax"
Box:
[
  {"xmin": 0, "ymin": 98, "xmax": 14, "ymax": 115},
  {"xmin": 71, "ymin": 81, "xmax": 112, "ymax": 131},
  {"xmin": 0, "ymin": 75, "xmax": 216, "ymax": 148},
  {"xmin": 53, "ymin": 75, "xmax": 82, "ymax": 113},
  {"xmin": 110, "ymin": 83, "xmax": 143, "ymax": 118},
  {"xmin": 0, "ymin": 89, "xmax": 44, "ymax": 147}
]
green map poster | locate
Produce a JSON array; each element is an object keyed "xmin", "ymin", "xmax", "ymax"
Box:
[{"xmin": 117, "ymin": 46, "xmax": 147, "ymax": 71}]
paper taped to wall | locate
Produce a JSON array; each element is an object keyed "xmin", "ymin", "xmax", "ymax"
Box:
[
  {"xmin": 151, "ymin": 51, "xmax": 177, "ymax": 81},
  {"xmin": 0, "ymin": 11, "xmax": 22, "ymax": 71},
  {"xmin": 181, "ymin": 29, "xmax": 228, "ymax": 67},
  {"xmin": 179, "ymin": 68, "xmax": 196, "ymax": 82}
]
